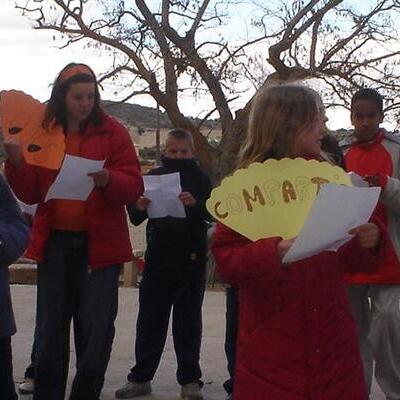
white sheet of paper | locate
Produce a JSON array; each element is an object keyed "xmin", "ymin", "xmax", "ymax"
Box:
[
  {"xmin": 349, "ymin": 172, "xmax": 369, "ymax": 187},
  {"xmin": 45, "ymin": 155, "xmax": 105, "ymax": 202},
  {"xmin": 21, "ymin": 203, "xmax": 38, "ymax": 216},
  {"xmin": 144, "ymin": 172, "xmax": 186, "ymax": 218},
  {"xmin": 283, "ymin": 184, "xmax": 381, "ymax": 264}
]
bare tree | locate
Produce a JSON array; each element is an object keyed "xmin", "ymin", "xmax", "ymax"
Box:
[{"xmin": 16, "ymin": 0, "xmax": 400, "ymax": 181}]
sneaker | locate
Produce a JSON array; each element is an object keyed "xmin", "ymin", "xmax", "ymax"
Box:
[
  {"xmin": 115, "ymin": 381, "xmax": 152, "ymax": 398},
  {"xmin": 181, "ymin": 382, "xmax": 203, "ymax": 400},
  {"xmin": 18, "ymin": 378, "xmax": 35, "ymax": 395}
]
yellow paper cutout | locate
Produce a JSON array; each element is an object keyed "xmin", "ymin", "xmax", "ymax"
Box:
[
  {"xmin": 0, "ymin": 90, "xmax": 65, "ymax": 170},
  {"xmin": 207, "ymin": 158, "xmax": 352, "ymax": 241}
]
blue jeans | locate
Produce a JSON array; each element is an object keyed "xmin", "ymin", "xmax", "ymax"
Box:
[
  {"xmin": 0, "ymin": 337, "xmax": 18, "ymax": 400},
  {"xmin": 33, "ymin": 230, "xmax": 120, "ymax": 400}
]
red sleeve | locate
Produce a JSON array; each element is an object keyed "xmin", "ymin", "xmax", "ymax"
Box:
[
  {"xmin": 211, "ymin": 223, "xmax": 284, "ymax": 287},
  {"xmin": 4, "ymin": 159, "xmax": 43, "ymax": 204},
  {"xmin": 100, "ymin": 122, "xmax": 144, "ymax": 205},
  {"xmin": 338, "ymin": 218, "xmax": 391, "ymax": 274}
]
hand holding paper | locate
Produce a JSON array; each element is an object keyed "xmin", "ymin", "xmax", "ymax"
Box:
[
  {"xmin": 88, "ymin": 168, "xmax": 110, "ymax": 188},
  {"xmin": 144, "ymin": 172, "xmax": 186, "ymax": 218},
  {"xmin": 277, "ymin": 238, "xmax": 296, "ymax": 260},
  {"xmin": 282, "ymin": 184, "xmax": 381, "ymax": 264},
  {"xmin": 179, "ymin": 192, "xmax": 196, "ymax": 207},
  {"xmin": 3, "ymin": 137, "xmax": 23, "ymax": 168},
  {"xmin": 349, "ymin": 223, "xmax": 380, "ymax": 249},
  {"xmin": 364, "ymin": 174, "xmax": 388, "ymax": 189},
  {"xmin": 136, "ymin": 196, "xmax": 151, "ymax": 211},
  {"xmin": 45, "ymin": 154, "xmax": 105, "ymax": 202}
]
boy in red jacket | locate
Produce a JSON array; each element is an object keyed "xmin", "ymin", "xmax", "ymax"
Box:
[{"xmin": 344, "ymin": 88, "xmax": 400, "ymax": 399}]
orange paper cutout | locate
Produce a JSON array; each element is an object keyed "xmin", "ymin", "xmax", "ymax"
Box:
[{"xmin": 0, "ymin": 90, "xmax": 65, "ymax": 170}]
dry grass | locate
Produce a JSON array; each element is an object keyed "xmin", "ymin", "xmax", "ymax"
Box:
[{"xmin": 128, "ymin": 127, "xmax": 222, "ymax": 150}]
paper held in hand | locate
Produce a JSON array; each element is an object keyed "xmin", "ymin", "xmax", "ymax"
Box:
[
  {"xmin": 282, "ymin": 184, "xmax": 381, "ymax": 263},
  {"xmin": 144, "ymin": 172, "xmax": 186, "ymax": 218},
  {"xmin": 349, "ymin": 172, "xmax": 369, "ymax": 187},
  {"xmin": 45, "ymin": 154, "xmax": 105, "ymax": 202}
]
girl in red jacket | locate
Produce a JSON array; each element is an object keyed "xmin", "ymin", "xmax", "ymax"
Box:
[
  {"xmin": 4, "ymin": 63, "xmax": 143, "ymax": 400},
  {"xmin": 212, "ymin": 85, "xmax": 384, "ymax": 400}
]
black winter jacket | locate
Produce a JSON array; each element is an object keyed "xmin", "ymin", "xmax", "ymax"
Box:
[
  {"xmin": 0, "ymin": 176, "xmax": 29, "ymax": 337},
  {"xmin": 127, "ymin": 156, "xmax": 211, "ymax": 268}
]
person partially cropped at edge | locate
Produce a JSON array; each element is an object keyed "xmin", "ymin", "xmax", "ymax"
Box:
[{"xmin": 212, "ymin": 84, "xmax": 394, "ymax": 400}]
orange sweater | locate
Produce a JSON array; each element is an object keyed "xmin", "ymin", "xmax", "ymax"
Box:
[{"xmin": 49, "ymin": 132, "xmax": 87, "ymax": 231}]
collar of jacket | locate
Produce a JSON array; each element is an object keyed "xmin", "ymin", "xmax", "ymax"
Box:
[
  {"xmin": 352, "ymin": 129, "xmax": 385, "ymax": 148},
  {"xmin": 161, "ymin": 156, "xmax": 199, "ymax": 173}
]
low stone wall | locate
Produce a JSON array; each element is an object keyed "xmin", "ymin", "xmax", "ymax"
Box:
[{"xmin": 9, "ymin": 260, "xmax": 37, "ymax": 285}]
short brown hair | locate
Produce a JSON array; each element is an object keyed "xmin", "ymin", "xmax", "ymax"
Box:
[{"xmin": 165, "ymin": 128, "xmax": 195, "ymax": 150}]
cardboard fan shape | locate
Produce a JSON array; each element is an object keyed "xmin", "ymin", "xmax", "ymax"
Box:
[
  {"xmin": 207, "ymin": 158, "xmax": 352, "ymax": 241},
  {"xmin": 0, "ymin": 90, "xmax": 65, "ymax": 170}
]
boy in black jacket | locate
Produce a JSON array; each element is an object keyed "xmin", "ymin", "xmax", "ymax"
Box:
[{"xmin": 116, "ymin": 129, "xmax": 211, "ymax": 400}]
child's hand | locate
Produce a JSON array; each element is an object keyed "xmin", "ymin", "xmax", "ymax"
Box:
[
  {"xmin": 136, "ymin": 196, "xmax": 151, "ymax": 211},
  {"xmin": 88, "ymin": 169, "xmax": 110, "ymax": 188},
  {"xmin": 349, "ymin": 223, "xmax": 380, "ymax": 249},
  {"xmin": 4, "ymin": 137, "xmax": 23, "ymax": 168},
  {"xmin": 179, "ymin": 192, "xmax": 197, "ymax": 207},
  {"xmin": 277, "ymin": 238, "xmax": 295, "ymax": 260},
  {"xmin": 364, "ymin": 174, "xmax": 388, "ymax": 189}
]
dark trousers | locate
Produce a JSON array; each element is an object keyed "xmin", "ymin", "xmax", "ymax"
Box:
[
  {"xmin": 24, "ymin": 343, "xmax": 36, "ymax": 380},
  {"xmin": 128, "ymin": 263, "xmax": 205, "ymax": 385},
  {"xmin": 223, "ymin": 287, "xmax": 238, "ymax": 395},
  {"xmin": 25, "ymin": 287, "xmax": 40, "ymax": 380},
  {"xmin": 0, "ymin": 337, "xmax": 18, "ymax": 400},
  {"xmin": 33, "ymin": 230, "xmax": 120, "ymax": 400}
]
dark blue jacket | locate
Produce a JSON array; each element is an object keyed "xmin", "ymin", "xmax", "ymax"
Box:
[
  {"xmin": 0, "ymin": 175, "xmax": 30, "ymax": 337},
  {"xmin": 127, "ymin": 156, "xmax": 211, "ymax": 269}
]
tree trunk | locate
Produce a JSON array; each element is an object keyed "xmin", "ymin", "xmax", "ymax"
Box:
[{"xmin": 191, "ymin": 104, "xmax": 251, "ymax": 186}]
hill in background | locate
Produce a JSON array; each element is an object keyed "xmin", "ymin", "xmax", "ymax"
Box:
[
  {"xmin": 102, "ymin": 100, "xmax": 219, "ymax": 134},
  {"xmin": 102, "ymin": 100, "xmax": 357, "ymax": 147},
  {"xmin": 102, "ymin": 100, "xmax": 222, "ymax": 151}
]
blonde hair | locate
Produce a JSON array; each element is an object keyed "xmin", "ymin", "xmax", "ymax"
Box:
[{"xmin": 238, "ymin": 85, "xmax": 321, "ymax": 169}]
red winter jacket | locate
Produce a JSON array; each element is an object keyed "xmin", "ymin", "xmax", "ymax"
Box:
[
  {"xmin": 5, "ymin": 114, "xmax": 143, "ymax": 269},
  {"xmin": 344, "ymin": 130, "xmax": 400, "ymax": 284},
  {"xmin": 212, "ymin": 223, "xmax": 388, "ymax": 400}
]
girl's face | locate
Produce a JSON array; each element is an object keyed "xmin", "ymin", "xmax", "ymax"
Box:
[
  {"xmin": 65, "ymin": 82, "xmax": 96, "ymax": 127},
  {"xmin": 293, "ymin": 114, "xmax": 326, "ymax": 158}
]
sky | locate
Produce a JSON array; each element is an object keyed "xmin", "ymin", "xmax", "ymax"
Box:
[{"xmin": 0, "ymin": 1, "xmax": 362, "ymax": 131}]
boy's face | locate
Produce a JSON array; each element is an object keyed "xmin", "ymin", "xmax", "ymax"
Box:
[
  {"xmin": 165, "ymin": 137, "xmax": 193, "ymax": 159},
  {"xmin": 351, "ymin": 99, "xmax": 383, "ymax": 143}
]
